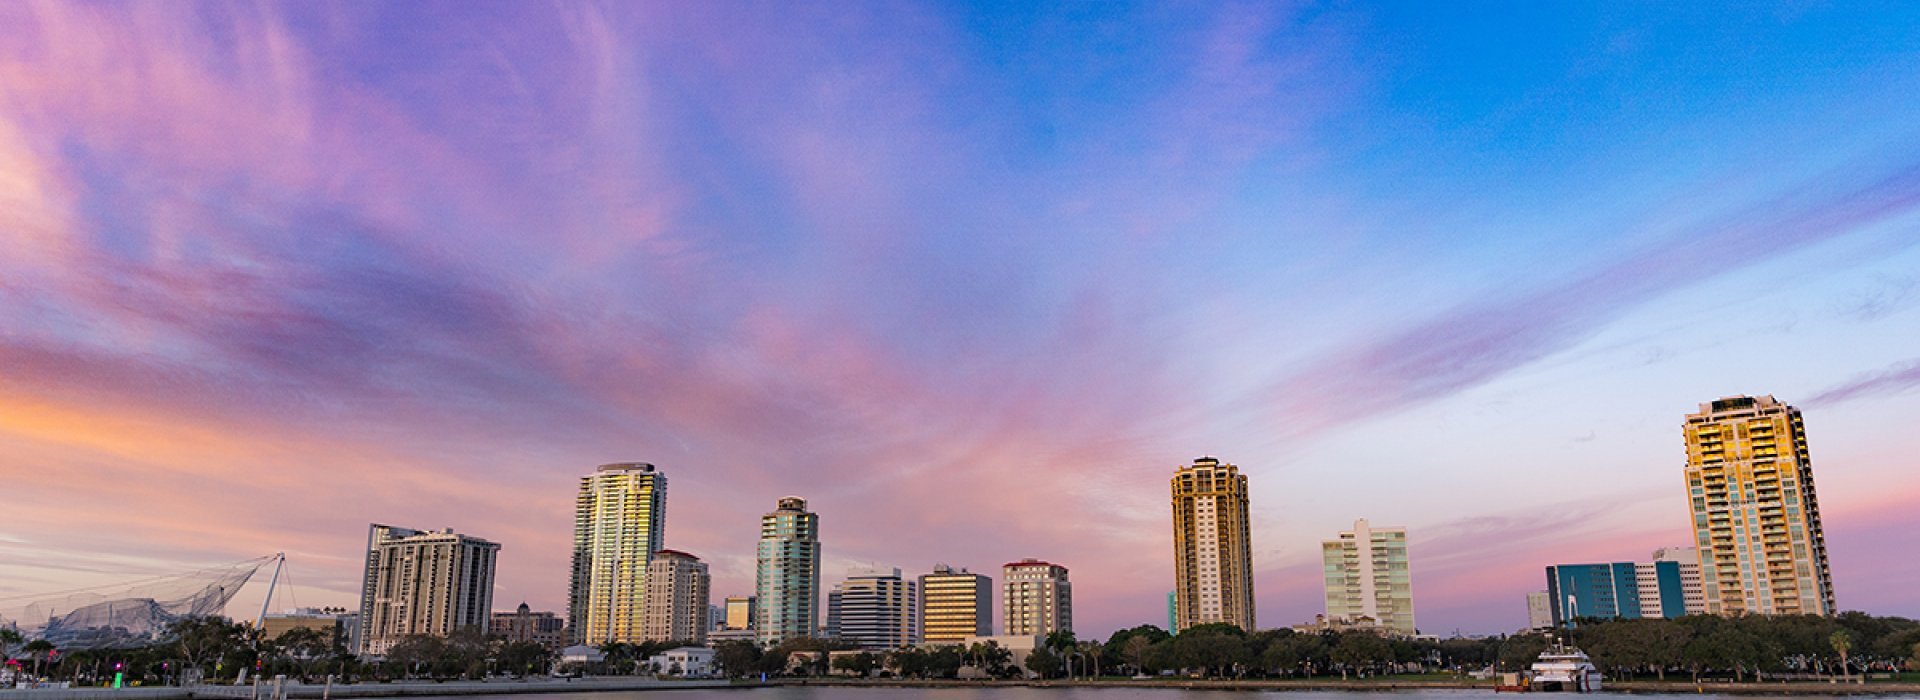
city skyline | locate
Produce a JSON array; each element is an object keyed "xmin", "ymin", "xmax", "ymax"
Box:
[{"xmin": 4, "ymin": 3, "xmax": 1920, "ymax": 640}]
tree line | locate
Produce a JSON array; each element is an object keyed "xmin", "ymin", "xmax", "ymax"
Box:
[
  {"xmin": 704, "ymin": 613, "xmax": 1919, "ymax": 681},
  {"xmin": 7, "ymin": 611, "xmax": 1915, "ymax": 686}
]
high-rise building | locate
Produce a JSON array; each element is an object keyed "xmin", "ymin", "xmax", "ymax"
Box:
[
  {"xmin": 1525, "ymin": 591, "xmax": 1554, "ymax": 631},
  {"xmin": 1651, "ymin": 546, "xmax": 1706, "ymax": 615},
  {"xmin": 1684, "ymin": 395, "xmax": 1834, "ymax": 617},
  {"xmin": 356, "ymin": 524, "xmax": 499, "ymax": 655},
  {"xmin": 1002, "ymin": 559, "xmax": 1072, "ymax": 637},
  {"xmin": 756, "ymin": 496, "xmax": 822, "ymax": 646},
  {"xmin": 826, "ymin": 567, "xmax": 919, "ymax": 650},
  {"xmin": 490, "ymin": 603, "xmax": 565, "ymax": 650},
  {"xmin": 1170, "ymin": 456, "xmax": 1255, "ymax": 632},
  {"xmin": 641, "ymin": 549, "xmax": 710, "ymax": 644},
  {"xmin": 1321, "ymin": 518, "xmax": 1416, "ymax": 636},
  {"xmin": 724, "ymin": 596, "xmax": 757, "ymax": 630},
  {"xmin": 568, "ymin": 462, "xmax": 668, "ymax": 645},
  {"xmin": 1544, "ymin": 559, "xmax": 1692, "ymax": 626},
  {"xmin": 920, "ymin": 564, "xmax": 991, "ymax": 643}
]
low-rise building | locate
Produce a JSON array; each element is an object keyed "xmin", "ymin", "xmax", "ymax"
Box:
[
  {"xmin": 491, "ymin": 603, "xmax": 565, "ymax": 649},
  {"xmin": 958, "ymin": 634, "xmax": 1044, "ymax": 678},
  {"xmin": 261, "ymin": 607, "xmax": 350, "ymax": 644},
  {"xmin": 647, "ymin": 647, "xmax": 716, "ymax": 677}
]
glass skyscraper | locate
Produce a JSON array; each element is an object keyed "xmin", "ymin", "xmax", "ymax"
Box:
[
  {"xmin": 568, "ymin": 462, "xmax": 667, "ymax": 645},
  {"xmin": 755, "ymin": 496, "xmax": 821, "ymax": 646}
]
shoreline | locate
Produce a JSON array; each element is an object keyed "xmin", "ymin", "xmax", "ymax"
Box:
[
  {"xmin": 787, "ymin": 677, "xmax": 1920, "ymax": 695},
  {"xmin": 0, "ymin": 679, "xmax": 736, "ymax": 700},
  {"xmin": 6, "ymin": 677, "xmax": 1920, "ymax": 698}
]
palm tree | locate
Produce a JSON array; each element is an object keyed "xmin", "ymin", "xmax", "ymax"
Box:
[
  {"xmin": 0, "ymin": 629, "xmax": 22, "ymax": 663},
  {"xmin": 1830, "ymin": 630, "xmax": 1853, "ymax": 683},
  {"xmin": 23, "ymin": 640, "xmax": 55, "ymax": 678}
]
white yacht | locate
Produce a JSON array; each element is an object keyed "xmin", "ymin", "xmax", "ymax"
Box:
[{"xmin": 1529, "ymin": 642, "xmax": 1602, "ymax": 692}]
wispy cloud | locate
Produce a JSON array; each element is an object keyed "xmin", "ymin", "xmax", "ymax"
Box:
[
  {"xmin": 1805, "ymin": 358, "xmax": 1920, "ymax": 407},
  {"xmin": 1257, "ymin": 159, "xmax": 1920, "ymax": 439}
]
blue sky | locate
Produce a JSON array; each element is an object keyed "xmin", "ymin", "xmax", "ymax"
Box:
[{"xmin": 1, "ymin": 1, "xmax": 1917, "ymax": 637}]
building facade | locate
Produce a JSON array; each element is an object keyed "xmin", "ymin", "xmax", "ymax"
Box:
[
  {"xmin": 356, "ymin": 524, "xmax": 499, "ymax": 655},
  {"xmin": 490, "ymin": 603, "xmax": 565, "ymax": 650},
  {"xmin": 1684, "ymin": 395, "xmax": 1834, "ymax": 616},
  {"xmin": 1002, "ymin": 559, "xmax": 1072, "ymax": 636},
  {"xmin": 1652, "ymin": 546, "xmax": 1707, "ymax": 615},
  {"xmin": 1544, "ymin": 559, "xmax": 1691, "ymax": 625},
  {"xmin": 723, "ymin": 596, "xmax": 757, "ymax": 631},
  {"xmin": 641, "ymin": 549, "xmax": 710, "ymax": 644},
  {"xmin": 262, "ymin": 607, "xmax": 351, "ymax": 645},
  {"xmin": 1321, "ymin": 518, "xmax": 1416, "ymax": 636},
  {"xmin": 568, "ymin": 462, "xmax": 668, "ymax": 645},
  {"xmin": 825, "ymin": 567, "xmax": 919, "ymax": 650},
  {"xmin": 1525, "ymin": 591, "xmax": 1554, "ymax": 631},
  {"xmin": 1170, "ymin": 456, "xmax": 1255, "ymax": 632},
  {"xmin": 919, "ymin": 564, "xmax": 991, "ymax": 643},
  {"xmin": 756, "ymin": 497, "xmax": 822, "ymax": 646}
]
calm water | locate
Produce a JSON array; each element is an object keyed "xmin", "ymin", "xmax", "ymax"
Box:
[{"xmin": 454, "ymin": 689, "xmax": 1920, "ymax": 700}]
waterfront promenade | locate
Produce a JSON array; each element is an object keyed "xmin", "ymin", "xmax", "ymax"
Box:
[{"xmin": 0, "ymin": 679, "xmax": 734, "ymax": 700}]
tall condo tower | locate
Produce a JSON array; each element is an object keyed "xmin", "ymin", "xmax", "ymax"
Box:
[
  {"xmin": 756, "ymin": 496, "xmax": 822, "ymax": 646},
  {"xmin": 641, "ymin": 549, "xmax": 710, "ymax": 643},
  {"xmin": 568, "ymin": 462, "xmax": 668, "ymax": 645},
  {"xmin": 1321, "ymin": 518, "xmax": 1416, "ymax": 635},
  {"xmin": 1171, "ymin": 456, "xmax": 1255, "ymax": 632},
  {"xmin": 920, "ymin": 564, "xmax": 992, "ymax": 643},
  {"xmin": 356, "ymin": 524, "xmax": 499, "ymax": 655},
  {"xmin": 1002, "ymin": 559, "xmax": 1072, "ymax": 636},
  {"xmin": 1684, "ymin": 396, "xmax": 1834, "ymax": 616}
]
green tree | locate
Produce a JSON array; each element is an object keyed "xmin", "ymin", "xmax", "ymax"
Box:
[
  {"xmin": 495, "ymin": 641, "xmax": 553, "ymax": 677},
  {"xmin": 831, "ymin": 652, "xmax": 877, "ymax": 677},
  {"xmin": 1262, "ymin": 633, "xmax": 1327, "ymax": 677},
  {"xmin": 711, "ymin": 641, "xmax": 761, "ymax": 678},
  {"xmin": 889, "ymin": 648, "xmax": 929, "ymax": 678},
  {"xmin": 926, "ymin": 646, "xmax": 965, "ymax": 678},
  {"xmin": 1329, "ymin": 632, "xmax": 1391, "ymax": 679},
  {"xmin": 0, "ymin": 628, "xmax": 21, "ymax": 664},
  {"xmin": 169, "ymin": 617, "xmax": 252, "ymax": 681},
  {"xmin": 1169, "ymin": 627, "xmax": 1250, "ymax": 678},
  {"xmin": 1025, "ymin": 646, "xmax": 1062, "ymax": 678},
  {"xmin": 1496, "ymin": 634, "xmax": 1548, "ymax": 671}
]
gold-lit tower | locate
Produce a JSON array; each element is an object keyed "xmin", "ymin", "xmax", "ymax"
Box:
[
  {"xmin": 1171, "ymin": 456, "xmax": 1255, "ymax": 632},
  {"xmin": 568, "ymin": 462, "xmax": 667, "ymax": 644},
  {"xmin": 1684, "ymin": 396, "xmax": 1834, "ymax": 616}
]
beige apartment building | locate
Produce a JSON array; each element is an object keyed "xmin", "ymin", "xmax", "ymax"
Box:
[
  {"xmin": 356, "ymin": 524, "xmax": 499, "ymax": 655},
  {"xmin": 1684, "ymin": 395, "xmax": 1834, "ymax": 616},
  {"xmin": 1171, "ymin": 456, "xmax": 1255, "ymax": 632},
  {"xmin": 641, "ymin": 549, "xmax": 710, "ymax": 643},
  {"xmin": 1002, "ymin": 559, "xmax": 1072, "ymax": 636},
  {"xmin": 1321, "ymin": 518, "xmax": 1416, "ymax": 636}
]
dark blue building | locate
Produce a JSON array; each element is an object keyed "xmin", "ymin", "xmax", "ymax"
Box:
[{"xmin": 1544, "ymin": 561, "xmax": 1687, "ymax": 626}]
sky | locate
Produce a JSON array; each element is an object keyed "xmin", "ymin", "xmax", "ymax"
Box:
[{"xmin": 2, "ymin": 1, "xmax": 1919, "ymax": 640}]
